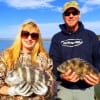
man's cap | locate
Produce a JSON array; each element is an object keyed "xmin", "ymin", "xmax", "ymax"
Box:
[{"xmin": 63, "ymin": 1, "xmax": 80, "ymax": 13}]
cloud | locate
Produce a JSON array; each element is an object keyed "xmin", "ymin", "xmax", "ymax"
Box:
[
  {"xmin": 79, "ymin": 0, "xmax": 100, "ymax": 14},
  {"xmin": 84, "ymin": 21, "xmax": 100, "ymax": 34},
  {"xmin": 0, "ymin": 0, "xmax": 100, "ymax": 13},
  {"xmin": 0, "ymin": 25, "xmax": 19, "ymax": 39},
  {"xmin": 86, "ymin": 0, "xmax": 100, "ymax": 5},
  {"xmin": 79, "ymin": 0, "xmax": 100, "ymax": 5},
  {"xmin": 80, "ymin": 5, "xmax": 93, "ymax": 14},
  {"xmin": 53, "ymin": 6, "xmax": 62, "ymax": 12},
  {"xmin": 39, "ymin": 23, "xmax": 60, "ymax": 38},
  {"xmin": 0, "ymin": 0, "xmax": 55, "ymax": 9}
]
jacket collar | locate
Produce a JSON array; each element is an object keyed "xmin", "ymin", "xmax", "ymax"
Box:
[{"xmin": 59, "ymin": 21, "xmax": 84, "ymax": 35}]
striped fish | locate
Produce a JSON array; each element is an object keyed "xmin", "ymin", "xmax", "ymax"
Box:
[
  {"xmin": 57, "ymin": 58, "xmax": 99, "ymax": 80},
  {"xmin": 5, "ymin": 61, "xmax": 52, "ymax": 96},
  {"xmin": 5, "ymin": 61, "xmax": 49, "ymax": 86}
]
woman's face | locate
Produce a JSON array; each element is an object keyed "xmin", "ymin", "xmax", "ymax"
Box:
[{"xmin": 21, "ymin": 24, "xmax": 39, "ymax": 52}]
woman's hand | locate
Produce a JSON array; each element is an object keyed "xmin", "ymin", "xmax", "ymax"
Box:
[
  {"xmin": 8, "ymin": 81, "xmax": 33, "ymax": 96},
  {"xmin": 32, "ymin": 82, "xmax": 48, "ymax": 95},
  {"xmin": 83, "ymin": 73, "xmax": 100, "ymax": 86},
  {"xmin": 60, "ymin": 69, "xmax": 79, "ymax": 83}
]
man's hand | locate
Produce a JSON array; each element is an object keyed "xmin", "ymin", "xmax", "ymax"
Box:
[
  {"xmin": 60, "ymin": 69, "xmax": 79, "ymax": 83},
  {"xmin": 83, "ymin": 73, "xmax": 100, "ymax": 86}
]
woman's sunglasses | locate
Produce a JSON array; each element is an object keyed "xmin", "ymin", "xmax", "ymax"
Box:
[
  {"xmin": 64, "ymin": 10, "xmax": 79, "ymax": 16},
  {"xmin": 21, "ymin": 31, "xmax": 39, "ymax": 40}
]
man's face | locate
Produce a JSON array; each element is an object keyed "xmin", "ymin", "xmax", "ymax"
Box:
[{"xmin": 63, "ymin": 8, "xmax": 80, "ymax": 28}]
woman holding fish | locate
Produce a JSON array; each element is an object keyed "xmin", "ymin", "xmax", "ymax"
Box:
[{"xmin": 0, "ymin": 20, "xmax": 56, "ymax": 100}]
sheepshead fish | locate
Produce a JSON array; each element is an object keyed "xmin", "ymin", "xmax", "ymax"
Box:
[
  {"xmin": 5, "ymin": 61, "xmax": 52, "ymax": 96},
  {"xmin": 57, "ymin": 58, "xmax": 99, "ymax": 80},
  {"xmin": 5, "ymin": 61, "xmax": 50, "ymax": 86}
]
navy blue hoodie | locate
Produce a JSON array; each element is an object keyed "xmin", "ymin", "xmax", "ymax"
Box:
[{"xmin": 49, "ymin": 21, "xmax": 100, "ymax": 89}]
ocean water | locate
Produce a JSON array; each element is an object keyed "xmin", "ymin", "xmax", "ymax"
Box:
[{"xmin": 0, "ymin": 39, "xmax": 51, "ymax": 52}]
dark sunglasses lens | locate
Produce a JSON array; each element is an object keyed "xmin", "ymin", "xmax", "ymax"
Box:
[
  {"xmin": 21, "ymin": 31, "xmax": 29, "ymax": 38},
  {"xmin": 72, "ymin": 11, "xmax": 79, "ymax": 15},
  {"xmin": 21, "ymin": 31, "xmax": 39, "ymax": 39},
  {"xmin": 64, "ymin": 12, "xmax": 70, "ymax": 16},
  {"xmin": 64, "ymin": 11, "xmax": 79, "ymax": 16},
  {"xmin": 31, "ymin": 33, "xmax": 39, "ymax": 39}
]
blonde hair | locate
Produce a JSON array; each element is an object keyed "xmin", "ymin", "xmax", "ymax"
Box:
[{"xmin": 4, "ymin": 20, "xmax": 48, "ymax": 69}]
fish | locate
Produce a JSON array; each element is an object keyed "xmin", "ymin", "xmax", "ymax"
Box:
[
  {"xmin": 5, "ymin": 61, "xmax": 50, "ymax": 86},
  {"xmin": 57, "ymin": 58, "xmax": 99, "ymax": 80},
  {"xmin": 5, "ymin": 61, "xmax": 51, "ymax": 95}
]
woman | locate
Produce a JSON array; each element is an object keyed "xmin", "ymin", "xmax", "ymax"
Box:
[{"xmin": 0, "ymin": 20, "xmax": 56, "ymax": 100}]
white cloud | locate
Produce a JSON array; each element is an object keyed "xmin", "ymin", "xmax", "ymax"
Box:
[
  {"xmin": 86, "ymin": 0, "xmax": 100, "ymax": 5},
  {"xmin": 39, "ymin": 23, "xmax": 60, "ymax": 38},
  {"xmin": 0, "ymin": 0, "xmax": 100, "ymax": 13},
  {"xmin": 80, "ymin": 5, "xmax": 93, "ymax": 14},
  {"xmin": 0, "ymin": 0, "xmax": 55, "ymax": 9},
  {"xmin": 79, "ymin": 0, "xmax": 100, "ymax": 14},
  {"xmin": 79, "ymin": 0, "xmax": 100, "ymax": 5},
  {"xmin": 0, "ymin": 25, "xmax": 19, "ymax": 39},
  {"xmin": 84, "ymin": 21, "xmax": 100, "ymax": 34}
]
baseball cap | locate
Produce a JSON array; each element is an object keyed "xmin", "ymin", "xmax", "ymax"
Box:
[{"xmin": 63, "ymin": 1, "xmax": 80, "ymax": 13}]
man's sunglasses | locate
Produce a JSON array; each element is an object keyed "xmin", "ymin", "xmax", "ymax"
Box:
[
  {"xmin": 64, "ymin": 10, "xmax": 79, "ymax": 16},
  {"xmin": 21, "ymin": 31, "xmax": 39, "ymax": 40}
]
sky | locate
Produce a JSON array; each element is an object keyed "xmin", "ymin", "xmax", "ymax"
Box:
[{"xmin": 0, "ymin": 0, "xmax": 100, "ymax": 39}]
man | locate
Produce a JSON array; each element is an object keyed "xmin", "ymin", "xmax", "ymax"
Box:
[{"xmin": 49, "ymin": 1, "xmax": 100, "ymax": 100}]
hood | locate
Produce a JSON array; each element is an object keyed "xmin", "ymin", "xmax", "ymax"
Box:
[{"xmin": 59, "ymin": 21, "xmax": 84, "ymax": 35}]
